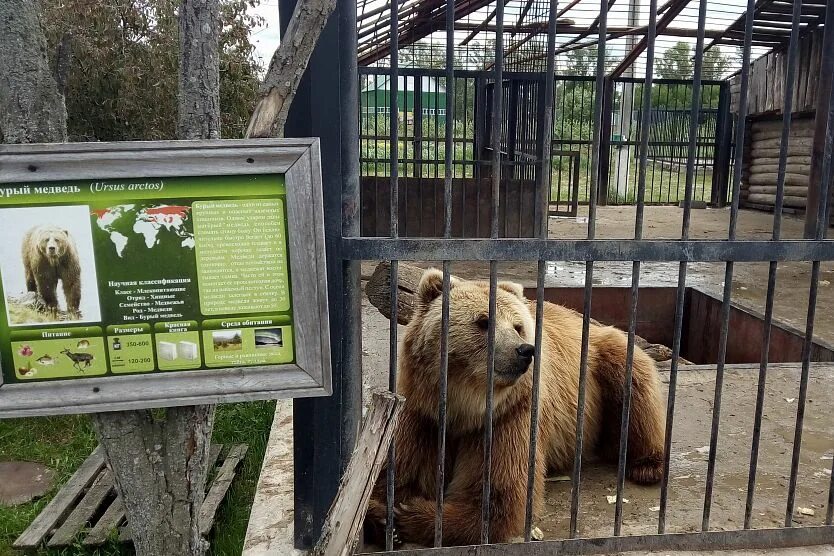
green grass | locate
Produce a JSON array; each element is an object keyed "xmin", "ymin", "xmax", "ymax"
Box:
[
  {"xmin": 551, "ymin": 160, "xmax": 714, "ymax": 206},
  {"xmin": 207, "ymin": 401, "xmax": 275, "ymax": 556},
  {"xmin": 0, "ymin": 401, "xmax": 275, "ymax": 555},
  {"xmin": 7, "ymin": 302, "xmax": 52, "ymax": 327}
]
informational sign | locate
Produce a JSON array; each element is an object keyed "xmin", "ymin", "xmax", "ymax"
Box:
[{"xmin": 0, "ymin": 140, "xmax": 331, "ymax": 417}]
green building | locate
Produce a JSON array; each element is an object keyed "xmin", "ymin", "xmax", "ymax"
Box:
[{"xmin": 361, "ymin": 74, "xmax": 448, "ymax": 121}]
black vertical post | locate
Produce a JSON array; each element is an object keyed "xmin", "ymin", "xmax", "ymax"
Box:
[
  {"xmin": 279, "ymin": 0, "xmax": 362, "ymax": 548},
  {"xmin": 475, "ymin": 78, "xmax": 490, "ymax": 237},
  {"xmin": 711, "ymin": 83, "xmax": 732, "ymax": 207},
  {"xmin": 507, "ymin": 80, "xmax": 520, "ymax": 171},
  {"xmin": 534, "ymin": 74, "xmax": 548, "ymax": 234},
  {"xmin": 414, "ymin": 76, "xmax": 424, "ymax": 180},
  {"xmin": 598, "ymin": 76, "xmax": 614, "ymax": 206}
]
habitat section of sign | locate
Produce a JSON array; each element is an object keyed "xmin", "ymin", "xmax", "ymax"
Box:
[{"xmin": 0, "ymin": 175, "xmax": 294, "ymax": 384}]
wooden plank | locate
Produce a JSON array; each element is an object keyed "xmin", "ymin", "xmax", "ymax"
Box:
[
  {"xmin": 804, "ymin": 5, "xmax": 834, "ymax": 238},
  {"xmin": 0, "ymin": 365, "xmax": 322, "ymax": 418},
  {"xmin": 312, "ymin": 391, "xmax": 405, "ymax": 556},
  {"xmin": 83, "ymin": 496, "xmax": 124, "ymax": 546},
  {"xmin": 199, "ymin": 444, "xmax": 249, "ymax": 536},
  {"xmin": 208, "ymin": 443, "xmax": 223, "ymax": 469},
  {"xmin": 0, "ymin": 143, "xmax": 307, "ymax": 183},
  {"xmin": 14, "ymin": 446, "xmax": 106, "ymax": 549},
  {"xmin": 48, "ymin": 470, "xmax": 114, "ymax": 547}
]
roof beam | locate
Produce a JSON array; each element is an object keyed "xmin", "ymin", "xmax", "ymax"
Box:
[
  {"xmin": 609, "ymin": 0, "xmax": 689, "ymax": 78},
  {"xmin": 704, "ymin": 0, "xmax": 781, "ymax": 52}
]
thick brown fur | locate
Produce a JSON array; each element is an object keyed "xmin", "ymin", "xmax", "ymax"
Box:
[
  {"xmin": 365, "ymin": 268, "xmax": 665, "ymax": 547},
  {"xmin": 21, "ymin": 225, "xmax": 82, "ymax": 316}
]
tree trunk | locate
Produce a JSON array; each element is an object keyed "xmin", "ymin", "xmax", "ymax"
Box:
[
  {"xmin": 92, "ymin": 3, "xmax": 220, "ymax": 555},
  {"xmin": 0, "ymin": 0, "xmax": 67, "ymax": 143},
  {"xmin": 92, "ymin": 407, "xmax": 216, "ymax": 555},
  {"xmin": 178, "ymin": 0, "xmax": 221, "ymax": 140}
]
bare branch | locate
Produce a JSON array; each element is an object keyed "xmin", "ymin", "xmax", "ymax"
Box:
[{"xmin": 245, "ymin": 0, "xmax": 338, "ymax": 138}]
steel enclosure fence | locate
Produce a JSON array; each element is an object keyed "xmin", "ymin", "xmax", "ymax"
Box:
[
  {"xmin": 358, "ymin": 68, "xmax": 731, "ymax": 235},
  {"xmin": 332, "ymin": 0, "xmax": 834, "ymax": 551}
]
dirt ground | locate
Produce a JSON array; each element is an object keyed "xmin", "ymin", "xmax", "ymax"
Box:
[{"xmin": 357, "ymin": 206, "xmax": 834, "ymax": 553}]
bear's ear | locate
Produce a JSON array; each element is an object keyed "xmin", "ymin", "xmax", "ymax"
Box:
[
  {"xmin": 497, "ymin": 281, "xmax": 525, "ymax": 299},
  {"xmin": 418, "ymin": 267, "xmax": 457, "ymax": 306}
]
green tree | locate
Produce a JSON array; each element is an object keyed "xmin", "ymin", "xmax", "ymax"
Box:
[
  {"xmin": 657, "ymin": 41, "xmax": 693, "ymax": 79},
  {"xmin": 642, "ymin": 42, "xmax": 729, "ymax": 109},
  {"xmin": 553, "ymin": 46, "xmax": 618, "ymax": 141},
  {"xmin": 560, "ymin": 45, "xmax": 617, "ymax": 76},
  {"xmin": 40, "ymin": 0, "xmax": 262, "ymax": 141}
]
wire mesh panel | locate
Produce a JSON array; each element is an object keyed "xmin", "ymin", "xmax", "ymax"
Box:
[{"xmin": 338, "ymin": 0, "xmax": 834, "ymax": 552}]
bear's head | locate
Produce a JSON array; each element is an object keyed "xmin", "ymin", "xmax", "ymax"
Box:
[
  {"xmin": 402, "ymin": 268, "xmax": 536, "ymax": 424},
  {"xmin": 35, "ymin": 226, "xmax": 72, "ymax": 260}
]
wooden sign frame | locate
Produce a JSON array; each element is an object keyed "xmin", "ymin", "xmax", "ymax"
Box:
[{"xmin": 0, "ymin": 139, "xmax": 331, "ymax": 417}]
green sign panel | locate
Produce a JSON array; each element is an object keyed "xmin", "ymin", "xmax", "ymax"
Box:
[{"xmin": 0, "ymin": 174, "xmax": 295, "ymax": 384}]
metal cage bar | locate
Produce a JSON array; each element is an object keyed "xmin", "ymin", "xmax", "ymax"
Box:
[
  {"xmin": 658, "ymin": 0, "xmax": 708, "ymax": 534},
  {"xmin": 786, "ymin": 0, "xmax": 834, "ymax": 525},
  {"xmin": 568, "ymin": 0, "xmax": 608, "ymax": 537},
  {"xmin": 613, "ymin": 0, "xmax": 657, "ymax": 535},
  {"xmin": 433, "ymin": 0, "xmax": 456, "ymax": 542},
  {"xmin": 481, "ymin": 0, "xmax": 505, "ymax": 540},
  {"xmin": 342, "ymin": 0, "xmax": 834, "ymax": 551},
  {"xmin": 744, "ymin": 0, "xmax": 804, "ymax": 530},
  {"xmin": 385, "ymin": 0, "xmax": 400, "ymax": 547},
  {"xmin": 702, "ymin": 0, "xmax": 756, "ymax": 529},
  {"xmin": 523, "ymin": 0, "xmax": 558, "ymax": 542}
]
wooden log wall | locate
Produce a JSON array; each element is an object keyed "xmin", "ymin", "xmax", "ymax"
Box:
[
  {"xmin": 740, "ymin": 116, "xmax": 815, "ymax": 210},
  {"xmin": 729, "ymin": 29, "xmax": 829, "ymax": 213},
  {"xmin": 729, "ymin": 28, "xmax": 823, "ymax": 116}
]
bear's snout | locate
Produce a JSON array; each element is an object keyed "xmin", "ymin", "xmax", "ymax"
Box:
[
  {"xmin": 495, "ymin": 343, "xmax": 535, "ymax": 381},
  {"xmin": 44, "ymin": 237, "xmax": 62, "ymax": 257},
  {"xmin": 516, "ymin": 343, "xmax": 535, "ymax": 360}
]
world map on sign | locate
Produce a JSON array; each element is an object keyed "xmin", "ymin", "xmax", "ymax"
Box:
[{"xmin": 92, "ymin": 204, "xmax": 195, "ymax": 258}]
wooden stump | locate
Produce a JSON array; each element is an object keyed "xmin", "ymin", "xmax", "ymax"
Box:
[{"xmin": 365, "ymin": 261, "xmax": 425, "ymax": 325}]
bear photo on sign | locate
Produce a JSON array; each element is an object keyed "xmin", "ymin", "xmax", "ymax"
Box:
[{"xmin": 0, "ymin": 205, "xmax": 102, "ymax": 326}]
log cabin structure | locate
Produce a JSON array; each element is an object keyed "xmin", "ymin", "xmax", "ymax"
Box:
[{"xmin": 727, "ymin": 11, "xmax": 834, "ymax": 236}]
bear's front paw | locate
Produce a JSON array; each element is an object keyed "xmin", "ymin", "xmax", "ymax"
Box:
[
  {"xmin": 628, "ymin": 454, "xmax": 664, "ymax": 484},
  {"xmin": 392, "ymin": 497, "xmax": 436, "ymax": 547},
  {"xmin": 364, "ymin": 499, "xmax": 392, "ymax": 546}
]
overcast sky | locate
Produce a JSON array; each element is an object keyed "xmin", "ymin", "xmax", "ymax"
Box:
[{"xmin": 251, "ymin": 1, "xmax": 282, "ymax": 67}]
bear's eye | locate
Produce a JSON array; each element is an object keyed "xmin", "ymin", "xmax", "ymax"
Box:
[
  {"xmin": 514, "ymin": 324, "xmax": 523, "ymax": 335},
  {"xmin": 476, "ymin": 315, "xmax": 489, "ymax": 331}
]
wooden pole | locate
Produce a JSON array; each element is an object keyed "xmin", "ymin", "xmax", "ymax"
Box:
[
  {"xmin": 311, "ymin": 391, "xmax": 405, "ymax": 556},
  {"xmin": 804, "ymin": 1, "xmax": 834, "ymax": 238}
]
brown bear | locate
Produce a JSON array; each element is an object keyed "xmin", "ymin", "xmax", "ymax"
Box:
[
  {"xmin": 365, "ymin": 268, "xmax": 665, "ymax": 547},
  {"xmin": 22, "ymin": 225, "xmax": 82, "ymax": 317}
]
